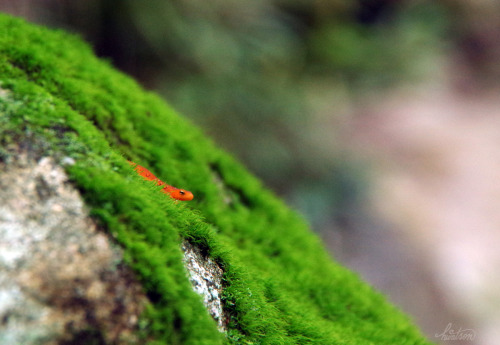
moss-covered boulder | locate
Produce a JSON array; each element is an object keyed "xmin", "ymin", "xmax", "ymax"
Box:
[{"xmin": 0, "ymin": 14, "xmax": 432, "ymax": 345}]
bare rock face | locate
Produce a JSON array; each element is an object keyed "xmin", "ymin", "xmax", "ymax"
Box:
[
  {"xmin": 0, "ymin": 153, "xmax": 147, "ymax": 345},
  {"xmin": 182, "ymin": 241, "xmax": 227, "ymax": 332}
]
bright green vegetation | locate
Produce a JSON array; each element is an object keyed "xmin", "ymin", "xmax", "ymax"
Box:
[{"xmin": 0, "ymin": 14, "xmax": 432, "ymax": 345}]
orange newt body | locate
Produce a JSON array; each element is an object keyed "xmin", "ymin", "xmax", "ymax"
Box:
[{"xmin": 127, "ymin": 161, "xmax": 194, "ymax": 201}]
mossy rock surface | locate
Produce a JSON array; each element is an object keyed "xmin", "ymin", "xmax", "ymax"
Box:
[{"xmin": 0, "ymin": 13, "xmax": 432, "ymax": 345}]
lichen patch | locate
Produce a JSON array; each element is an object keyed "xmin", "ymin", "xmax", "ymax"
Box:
[{"xmin": 181, "ymin": 242, "xmax": 227, "ymax": 332}]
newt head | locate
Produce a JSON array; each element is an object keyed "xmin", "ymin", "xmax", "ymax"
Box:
[{"xmin": 163, "ymin": 186, "xmax": 194, "ymax": 201}]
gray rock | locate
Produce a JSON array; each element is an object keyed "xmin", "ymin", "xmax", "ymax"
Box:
[{"xmin": 0, "ymin": 154, "xmax": 147, "ymax": 345}]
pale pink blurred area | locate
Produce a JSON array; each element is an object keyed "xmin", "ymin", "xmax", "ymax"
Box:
[{"xmin": 340, "ymin": 66, "xmax": 500, "ymax": 344}]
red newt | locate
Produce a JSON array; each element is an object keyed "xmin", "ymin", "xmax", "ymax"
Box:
[{"xmin": 127, "ymin": 160, "xmax": 194, "ymax": 201}]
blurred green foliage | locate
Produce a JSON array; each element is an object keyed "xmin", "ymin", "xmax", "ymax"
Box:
[{"xmin": 33, "ymin": 0, "xmax": 450, "ymax": 227}]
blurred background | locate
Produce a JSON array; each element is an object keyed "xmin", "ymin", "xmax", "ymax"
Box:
[{"xmin": 2, "ymin": 1, "xmax": 499, "ymax": 344}]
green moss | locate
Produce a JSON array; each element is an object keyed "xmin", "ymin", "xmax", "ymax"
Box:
[{"xmin": 0, "ymin": 13, "xmax": 432, "ymax": 345}]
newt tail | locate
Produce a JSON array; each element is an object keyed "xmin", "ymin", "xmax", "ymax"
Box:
[{"xmin": 127, "ymin": 160, "xmax": 194, "ymax": 201}]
